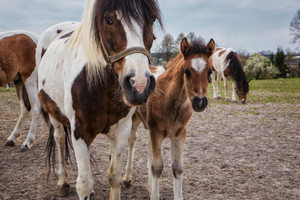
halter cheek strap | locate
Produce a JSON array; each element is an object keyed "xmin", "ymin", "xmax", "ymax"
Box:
[{"xmin": 100, "ymin": 37, "xmax": 152, "ymax": 65}]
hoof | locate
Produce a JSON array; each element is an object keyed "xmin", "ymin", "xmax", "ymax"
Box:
[
  {"xmin": 20, "ymin": 145, "xmax": 30, "ymax": 152},
  {"xmin": 89, "ymin": 191, "xmax": 95, "ymax": 200},
  {"xmin": 122, "ymin": 180, "xmax": 132, "ymax": 188},
  {"xmin": 4, "ymin": 140, "xmax": 15, "ymax": 147},
  {"xmin": 57, "ymin": 183, "xmax": 70, "ymax": 197}
]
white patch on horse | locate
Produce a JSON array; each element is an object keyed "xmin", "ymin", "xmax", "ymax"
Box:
[
  {"xmin": 117, "ymin": 11, "xmax": 149, "ymax": 94},
  {"xmin": 191, "ymin": 58, "xmax": 206, "ymax": 73}
]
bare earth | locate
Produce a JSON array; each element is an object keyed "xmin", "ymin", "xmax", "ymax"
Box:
[{"xmin": 0, "ymin": 91, "xmax": 299, "ymax": 200}]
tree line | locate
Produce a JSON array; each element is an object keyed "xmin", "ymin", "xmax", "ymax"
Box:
[{"xmin": 152, "ymin": 9, "xmax": 300, "ymax": 79}]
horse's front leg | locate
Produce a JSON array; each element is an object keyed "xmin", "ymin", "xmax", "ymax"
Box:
[
  {"xmin": 148, "ymin": 130, "xmax": 164, "ymax": 200},
  {"xmin": 171, "ymin": 129, "xmax": 187, "ymax": 200},
  {"xmin": 71, "ymin": 130, "xmax": 94, "ymax": 200},
  {"xmin": 123, "ymin": 113, "xmax": 141, "ymax": 188},
  {"xmin": 232, "ymin": 81, "xmax": 237, "ymax": 102},
  {"xmin": 108, "ymin": 114, "xmax": 134, "ymax": 200}
]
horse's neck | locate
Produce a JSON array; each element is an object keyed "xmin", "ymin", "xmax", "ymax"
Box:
[{"xmin": 159, "ymin": 60, "xmax": 188, "ymax": 105}]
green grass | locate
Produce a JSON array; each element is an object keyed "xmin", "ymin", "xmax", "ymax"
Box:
[{"xmin": 207, "ymin": 78, "xmax": 300, "ymax": 104}]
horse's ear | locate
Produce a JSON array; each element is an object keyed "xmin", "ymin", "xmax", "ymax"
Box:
[
  {"xmin": 206, "ymin": 39, "xmax": 215, "ymax": 57},
  {"xmin": 247, "ymin": 79, "xmax": 251, "ymax": 84},
  {"xmin": 180, "ymin": 37, "xmax": 189, "ymax": 57}
]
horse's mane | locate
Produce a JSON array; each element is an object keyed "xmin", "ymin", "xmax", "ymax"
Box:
[
  {"xmin": 224, "ymin": 51, "xmax": 249, "ymax": 93},
  {"xmin": 67, "ymin": 0, "xmax": 162, "ymax": 84},
  {"xmin": 166, "ymin": 39, "xmax": 208, "ymax": 69}
]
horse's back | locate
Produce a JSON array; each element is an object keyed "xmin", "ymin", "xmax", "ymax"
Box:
[{"xmin": 0, "ymin": 31, "xmax": 38, "ymax": 85}]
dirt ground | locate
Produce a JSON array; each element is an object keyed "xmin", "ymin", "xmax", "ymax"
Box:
[{"xmin": 0, "ymin": 91, "xmax": 299, "ymax": 200}]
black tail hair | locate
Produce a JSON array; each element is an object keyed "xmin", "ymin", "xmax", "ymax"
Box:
[{"xmin": 44, "ymin": 124, "xmax": 72, "ymax": 180}]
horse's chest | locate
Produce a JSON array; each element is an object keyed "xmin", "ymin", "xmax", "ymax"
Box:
[{"xmin": 71, "ymin": 67, "xmax": 130, "ymax": 143}]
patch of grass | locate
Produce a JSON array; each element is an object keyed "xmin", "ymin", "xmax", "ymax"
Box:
[{"xmin": 208, "ymin": 78, "xmax": 300, "ymax": 104}]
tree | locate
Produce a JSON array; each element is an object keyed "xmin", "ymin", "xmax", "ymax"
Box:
[
  {"xmin": 244, "ymin": 54, "xmax": 279, "ymax": 80},
  {"xmin": 290, "ymin": 9, "xmax": 300, "ymax": 46},
  {"xmin": 236, "ymin": 49, "xmax": 250, "ymax": 66},
  {"xmin": 159, "ymin": 34, "xmax": 177, "ymax": 62},
  {"xmin": 274, "ymin": 47, "xmax": 288, "ymax": 78}
]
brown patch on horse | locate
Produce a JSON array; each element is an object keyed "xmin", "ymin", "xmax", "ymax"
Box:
[
  {"xmin": 0, "ymin": 34, "xmax": 36, "ymax": 84},
  {"xmin": 71, "ymin": 66, "xmax": 130, "ymax": 145},
  {"xmin": 218, "ymin": 50, "xmax": 226, "ymax": 57},
  {"xmin": 39, "ymin": 89, "xmax": 70, "ymax": 127}
]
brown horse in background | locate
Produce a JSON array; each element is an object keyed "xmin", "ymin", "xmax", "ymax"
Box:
[
  {"xmin": 0, "ymin": 31, "xmax": 40, "ymax": 151},
  {"xmin": 124, "ymin": 38, "xmax": 215, "ymax": 200}
]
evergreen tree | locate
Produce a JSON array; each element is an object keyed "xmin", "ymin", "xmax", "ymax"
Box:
[{"xmin": 274, "ymin": 47, "xmax": 288, "ymax": 78}]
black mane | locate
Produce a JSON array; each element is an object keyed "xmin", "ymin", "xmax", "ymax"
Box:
[
  {"xmin": 93, "ymin": 0, "xmax": 162, "ymax": 38},
  {"xmin": 185, "ymin": 39, "xmax": 209, "ymax": 57},
  {"xmin": 225, "ymin": 51, "xmax": 249, "ymax": 93}
]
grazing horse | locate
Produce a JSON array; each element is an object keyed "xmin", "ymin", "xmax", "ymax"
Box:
[
  {"xmin": 124, "ymin": 38, "xmax": 215, "ymax": 200},
  {"xmin": 0, "ymin": 30, "xmax": 40, "ymax": 150},
  {"xmin": 37, "ymin": 0, "xmax": 162, "ymax": 199},
  {"xmin": 210, "ymin": 47, "xmax": 249, "ymax": 103}
]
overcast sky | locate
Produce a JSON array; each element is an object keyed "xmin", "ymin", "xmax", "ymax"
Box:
[{"xmin": 0, "ymin": 0, "xmax": 299, "ymax": 53}]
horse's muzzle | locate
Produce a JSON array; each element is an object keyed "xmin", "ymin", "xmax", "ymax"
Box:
[
  {"xmin": 122, "ymin": 72, "xmax": 156, "ymax": 106},
  {"xmin": 192, "ymin": 96, "xmax": 208, "ymax": 112}
]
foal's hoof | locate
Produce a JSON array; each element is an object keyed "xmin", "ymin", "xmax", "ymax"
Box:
[
  {"xmin": 57, "ymin": 183, "xmax": 70, "ymax": 197},
  {"xmin": 4, "ymin": 140, "xmax": 15, "ymax": 147},
  {"xmin": 20, "ymin": 145, "xmax": 30, "ymax": 152},
  {"xmin": 122, "ymin": 180, "xmax": 132, "ymax": 188},
  {"xmin": 84, "ymin": 191, "xmax": 95, "ymax": 200}
]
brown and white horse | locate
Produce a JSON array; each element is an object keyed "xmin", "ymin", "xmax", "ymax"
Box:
[
  {"xmin": 37, "ymin": 0, "xmax": 162, "ymax": 199},
  {"xmin": 124, "ymin": 38, "xmax": 215, "ymax": 200},
  {"xmin": 0, "ymin": 30, "xmax": 40, "ymax": 150},
  {"xmin": 211, "ymin": 47, "xmax": 249, "ymax": 103}
]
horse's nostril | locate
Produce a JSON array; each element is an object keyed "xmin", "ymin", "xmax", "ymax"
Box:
[{"xmin": 148, "ymin": 74, "xmax": 156, "ymax": 94}]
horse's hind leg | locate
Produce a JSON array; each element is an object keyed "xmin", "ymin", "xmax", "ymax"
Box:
[
  {"xmin": 50, "ymin": 118, "xmax": 70, "ymax": 196},
  {"xmin": 216, "ymin": 72, "xmax": 222, "ymax": 98},
  {"xmin": 21, "ymin": 70, "xmax": 41, "ymax": 150},
  {"xmin": 210, "ymin": 72, "xmax": 217, "ymax": 99},
  {"xmin": 123, "ymin": 113, "xmax": 141, "ymax": 188},
  {"xmin": 171, "ymin": 129, "xmax": 187, "ymax": 200},
  {"xmin": 4, "ymin": 80, "xmax": 29, "ymax": 147},
  {"xmin": 223, "ymin": 75, "xmax": 229, "ymax": 101}
]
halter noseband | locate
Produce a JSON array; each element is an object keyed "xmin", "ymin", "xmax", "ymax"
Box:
[{"xmin": 100, "ymin": 37, "xmax": 152, "ymax": 66}]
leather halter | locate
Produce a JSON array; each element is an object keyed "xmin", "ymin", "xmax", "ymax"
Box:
[{"xmin": 100, "ymin": 37, "xmax": 152, "ymax": 66}]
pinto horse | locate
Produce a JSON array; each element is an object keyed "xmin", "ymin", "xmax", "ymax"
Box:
[
  {"xmin": 37, "ymin": 0, "xmax": 162, "ymax": 199},
  {"xmin": 124, "ymin": 38, "xmax": 215, "ymax": 200},
  {"xmin": 211, "ymin": 47, "xmax": 249, "ymax": 103},
  {"xmin": 0, "ymin": 31, "xmax": 40, "ymax": 150}
]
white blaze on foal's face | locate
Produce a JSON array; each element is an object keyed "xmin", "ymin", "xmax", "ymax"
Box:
[
  {"xmin": 191, "ymin": 58, "xmax": 207, "ymax": 73},
  {"xmin": 118, "ymin": 12, "xmax": 150, "ymax": 94}
]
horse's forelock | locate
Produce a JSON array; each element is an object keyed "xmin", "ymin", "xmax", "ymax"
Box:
[{"xmin": 93, "ymin": 0, "xmax": 162, "ymax": 34}]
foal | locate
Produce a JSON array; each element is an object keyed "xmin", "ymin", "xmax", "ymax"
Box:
[
  {"xmin": 125, "ymin": 38, "xmax": 215, "ymax": 200},
  {"xmin": 211, "ymin": 47, "xmax": 249, "ymax": 103},
  {"xmin": 0, "ymin": 31, "xmax": 40, "ymax": 150}
]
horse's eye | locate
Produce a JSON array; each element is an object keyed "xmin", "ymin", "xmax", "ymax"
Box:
[
  {"xmin": 105, "ymin": 17, "xmax": 113, "ymax": 25},
  {"xmin": 184, "ymin": 68, "xmax": 191, "ymax": 79}
]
